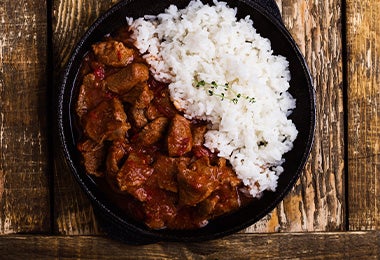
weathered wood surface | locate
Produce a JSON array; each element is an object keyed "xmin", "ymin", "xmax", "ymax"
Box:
[
  {"xmin": 346, "ymin": 0, "xmax": 380, "ymax": 231},
  {"xmin": 0, "ymin": 1, "xmax": 50, "ymax": 234},
  {"xmin": 0, "ymin": 232, "xmax": 379, "ymax": 259},
  {"xmin": 0, "ymin": 0, "xmax": 379, "ymax": 257}
]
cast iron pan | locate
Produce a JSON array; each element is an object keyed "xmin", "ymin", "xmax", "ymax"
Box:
[{"xmin": 58, "ymin": 0, "xmax": 315, "ymax": 244}]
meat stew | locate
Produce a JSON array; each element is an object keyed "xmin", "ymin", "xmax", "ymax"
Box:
[{"xmin": 75, "ymin": 26, "xmax": 252, "ymax": 230}]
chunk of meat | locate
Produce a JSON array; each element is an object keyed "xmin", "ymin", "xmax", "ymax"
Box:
[
  {"xmin": 191, "ymin": 124, "xmax": 213, "ymax": 158},
  {"xmin": 106, "ymin": 139, "xmax": 130, "ymax": 177},
  {"xmin": 77, "ymin": 139, "xmax": 106, "ymax": 177},
  {"xmin": 105, "ymin": 63, "xmax": 149, "ymax": 95},
  {"xmin": 153, "ymin": 155, "xmax": 190, "ymax": 193},
  {"xmin": 216, "ymin": 158, "xmax": 242, "ymax": 187},
  {"xmin": 82, "ymin": 98, "xmax": 130, "ymax": 143},
  {"xmin": 193, "ymin": 145, "xmax": 213, "ymax": 158},
  {"xmin": 197, "ymin": 158, "xmax": 241, "ymax": 218},
  {"xmin": 92, "ymin": 40, "xmax": 134, "ymax": 67},
  {"xmin": 76, "ymin": 73, "xmax": 106, "ymax": 118},
  {"xmin": 153, "ymin": 155, "xmax": 178, "ymax": 193},
  {"xmin": 129, "ymin": 107, "xmax": 148, "ymax": 129},
  {"xmin": 143, "ymin": 185, "xmax": 177, "ymax": 229},
  {"xmin": 192, "ymin": 124, "xmax": 207, "ymax": 146},
  {"xmin": 121, "ymin": 82, "xmax": 154, "ymax": 109},
  {"xmin": 116, "ymin": 150, "xmax": 154, "ymax": 201},
  {"xmin": 177, "ymin": 157, "xmax": 219, "ymax": 206},
  {"xmin": 151, "ymin": 86, "xmax": 177, "ymax": 118},
  {"xmin": 137, "ymin": 117, "xmax": 169, "ymax": 146},
  {"xmin": 167, "ymin": 114, "xmax": 193, "ymax": 157},
  {"xmin": 145, "ymin": 103, "xmax": 163, "ymax": 121},
  {"xmin": 198, "ymin": 184, "xmax": 241, "ymax": 219}
]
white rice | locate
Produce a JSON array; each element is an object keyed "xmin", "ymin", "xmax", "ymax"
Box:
[{"xmin": 127, "ymin": 0, "xmax": 298, "ymax": 198}]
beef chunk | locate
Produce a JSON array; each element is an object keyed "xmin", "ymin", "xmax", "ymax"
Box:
[
  {"xmin": 116, "ymin": 150, "xmax": 154, "ymax": 201},
  {"xmin": 129, "ymin": 107, "xmax": 148, "ymax": 129},
  {"xmin": 105, "ymin": 63, "xmax": 149, "ymax": 95},
  {"xmin": 153, "ymin": 155, "xmax": 190, "ymax": 193},
  {"xmin": 143, "ymin": 186, "xmax": 177, "ymax": 229},
  {"xmin": 151, "ymin": 86, "xmax": 177, "ymax": 118},
  {"xmin": 145, "ymin": 103, "xmax": 163, "ymax": 121},
  {"xmin": 122, "ymin": 82, "xmax": 154, "ymax": 109},
  {"xmin": 192, "ymin": 124, "xmax": 207, "ymax": 146},
  {"xmin": 82, "ymin": 98, "xmax": 130, "ymax": 143},
  {"xmin": 105, "ymin": 139, "xmax": 130, "ymax": 193},
  {"xmin": 197, "ymin": 158, "xmax": 241, "ymax": 218},
  {"xmin": 216, "ymin": 158, "xmax": 241, "ymax": 187},
  {"xmin": 191, "ymin": 124, "xmax": 213, "ymax": 158},
  {"xmin": 137, "ymin": 117, "xmax": 169, "ymax": 146},
  {"xmin": 196, "ymin": 194, "xmax": 219, "ymax": 219},
  {"xmin": 167, "ymin": 114, "xmax": 193, "ymax": 157},
  {"xmin": 198, "ymin": 184, "xmax": 241, "ymax": 218},
  {"xmin": 92, "ymin": 40, "xmax": 134, "ymax": 67},
  {"xmin": 106, "ymin": 139, "xmax": 130, "ymax": 177},
  {"xmin": 177, "ymin": 157, "xmax": 219, "ymax": 206},
  {"xmin": 77, "ymin": 139, "xmax": 106, "ymax": 177},
  {"xmin": 76, "ymin": 73, "xmax": 106, "ymax": 118}
]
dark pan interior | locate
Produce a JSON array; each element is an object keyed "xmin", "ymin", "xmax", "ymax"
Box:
[{"xmin": 57, "ymin": 0, "xmax": 315, "ymax": 244}]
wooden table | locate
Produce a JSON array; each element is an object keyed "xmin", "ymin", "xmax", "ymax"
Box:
[{"xmin": 0, "ymin": 0, "xmax": 379, "ymax": 258}]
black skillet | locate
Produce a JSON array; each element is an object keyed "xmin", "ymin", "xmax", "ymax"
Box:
[{"xmin": 57, "ymin": 0, "xmax": 315, "ymax": 244}]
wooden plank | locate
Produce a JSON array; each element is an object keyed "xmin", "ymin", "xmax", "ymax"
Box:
[
  {"xmin": 248, "ymin": 0, "xmax": 345, "ymax": 232},
  {"xmin": 0, "ymin": 1, "xmax": 50, "ymax": 233},
  {"xmin": 52, "ymin": 0, "xmax": 344, "ymax": 234},
  {"xmin": 52, "ymin": 0, "xmax": 120, "ymax": 234},
  {"xmin": 346, "ymin": 0, "xmax": 380, "ymax": 230},
  {"xmin": 0, "ymin": 232, "xmax": 379, "ymax": 259}
]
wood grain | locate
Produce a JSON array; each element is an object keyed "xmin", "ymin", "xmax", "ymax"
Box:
[
  {"xmin": 52, "ymin": 0, "xmax": 344, "ymax": 235},
  {"xmin": 346, "ymin": 0, "xmax": 380, "ymax": 230},
  {"xmin": 0, "ymin": 0, "xmax": 50, "ymax": 234},
  {"xmin": 0, "ymin": 232, "xmax": 379, "ymax": 259},
  {"xmin": 248, "ymin": 0, "xmax": 345, "ymax": 232}
]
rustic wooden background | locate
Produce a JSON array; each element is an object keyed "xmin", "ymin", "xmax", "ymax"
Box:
[{"xmin": 0, "ymin": 0, "xmax": 379, "ymax": 258}]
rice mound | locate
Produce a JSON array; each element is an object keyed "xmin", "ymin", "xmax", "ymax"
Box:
[{"xmin": 127, "ymin": 0, "xmax": 298, "ymax": 197}]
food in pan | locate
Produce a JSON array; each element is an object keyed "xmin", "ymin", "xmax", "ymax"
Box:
[{"xmin": 75, "ymin": 0, "xmax": 297, "ymax": 229}]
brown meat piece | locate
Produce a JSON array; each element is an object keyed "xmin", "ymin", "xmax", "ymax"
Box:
[
  {"xmin": 167, "ymin": 114, "xmax": 193, "ymax": 157},
  {"xmin": 192, "ymin": 124, "xmax": 207, "ymax": 146},
  {"xmin": 76, "ymin": 73, "xmax": 106, "ymax": 118},
  {"xmin": 82, "ymin": 98, "xmax": 130, "ymax": 143},
  {"xmin": 137, "ymin": 117, "xmax": 169, "ymax": 146},
  {"xmin": 92, "ymin": 40, "xmax": 134, "ymax": 67},
  {"xmin": 143, "ymin": 186, "xmax": 177, "ymax": 229},
  {"xmin": 106, "ymin": 139, "xmax": 130, "ymax": 178},
  {"xmin": 177, "ymin": 157, "xmax": 219, "ymax": 206},
  {"xmin": 192, "ymin": 145, "xmax": 213, "ymax": 158},
  {"xmin": 121, "ymin": 82, "xmax": 154, "ymax": 109},
  {"xmin": 77, "ymin": 139, "xmax": 106, "ymax": 177},
  {"xmin": 151, "ymin": 86, "xmax": 177, "ymax": 118},
  {"xmin": 153, "ymin": 155, "xmax": 190, "ymax": 193},
  {"xmin": 116, "ymin": 150, "xmax": 154, "ymax": 201},
  {"xmin": 191, "ymin": 124, "xmax": 213, "ymax": 158},
  {"xmin": 198, "ymin": 184, "xmax": 241, "ymax": 218},
  {"xmin": 198, "ymin": 158, "xmax": 241, "ymax": 218},
  {"xmin": 145, "ymin": 103, "xmax": 163, "ymax": 121},
  {"xmin": 216, "ymin": 158, "xmax": 241, "ymax": 187},
  {"xmin": 129, "ymin": 107, "xmax": 148, "ymax": 129},
  {"xmin": 105, "ymin": 63, "xmax": 149, "ymax": 95}
]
